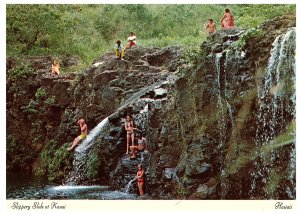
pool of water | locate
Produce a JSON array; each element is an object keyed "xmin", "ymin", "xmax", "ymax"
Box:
[{"xmin": 7, "ymin": 173, "xmax": 137, "ymax": 200}]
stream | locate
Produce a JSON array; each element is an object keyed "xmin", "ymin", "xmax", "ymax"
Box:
[{"xmin": 7, "ymin": 173, "xmax": 137, "ymax": 200}]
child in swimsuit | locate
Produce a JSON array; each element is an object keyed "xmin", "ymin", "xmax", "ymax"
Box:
[
  {"xmin": 130, "ymin": 133, "xmax": 147, "ymax": 159},
  {"xmin": 51, "ymin": 59, "xmax": 60, "ymax": 76},
  {"xmin": 206, "ymin": 19, "xmax": 217, "ymax": 35},
  {"xmin": 67, "ymin": 118, "xmax": 88, "ymax": 151},
  {"xmin": 115, "ymin": 40, "xmax": 125, "ymax": 60},
  {"xmin": 220, "ymin": 8, "xmax": 235, "ymax": 30},
  {"xmin": 137, "ymin": 164, "xmax": 144, "ymax": 196},
  {"xmin": 125, "ymin": 32, "xmax": 136, "ymax": 49},
  {"xmin": 125, "ymin": 115, "xmax": 135, "ymax": 154}
]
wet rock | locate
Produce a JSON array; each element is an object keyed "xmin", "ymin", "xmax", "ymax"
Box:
[
  {"xmin": 196, "ymin": 184, "xmax": 209, "ymax": 198},
  {"xmin": 186, "ymin": 163, "xmax": 212, "ymax": 179},
  {"xmin": 211, "ymin": 43, "xmax": 223, "ymax": 53},
  {"xmin": 164, "ymin": 168, "xmax": 175, "ymax": 180}
]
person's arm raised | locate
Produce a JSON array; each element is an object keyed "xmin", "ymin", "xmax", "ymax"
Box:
[{"xmin": 81, "ymin": 124, "xmax": 87, "ymax": 132}]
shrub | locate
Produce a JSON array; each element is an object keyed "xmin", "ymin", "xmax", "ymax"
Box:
[
  {"xmin": 6, "ymin": 135, "xmax": 35, "ymax": 171},
  {"xmin": 38, "ymin": 140, "xmax": 73, "ymax": 181},
  {"xmin": 7, "ymin": 59, "xmax": 34, "ymax": 80},
  {"xmin": 86, "ymin": 150, "xmax": 102, "ymax": 179}
]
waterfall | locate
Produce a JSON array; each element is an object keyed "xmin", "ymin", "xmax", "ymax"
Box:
[
  {"xmin": 124, "ymin": 177, "xmax": 137, "ymax": 193},
  {"xmin": 250, "ymin": 27, "xmax": 296, "ymax": 198},
  {"xmin": 215, "ymin": 50, "xmax": 229, "ymax": 198},
  {"xmin": 65, "ymin": 75, "xmax": 174, "ymax": 186},
  {"xmin": 65, "ymin": 117, "xmax": 110, "ymax": 184},
  {"xmin": 215, "ymin": 52, "xmax": 223, "ymax": 102},
  {"xmin": 77, "ymin": 118, "xmax": 110, "ymax": 152}
]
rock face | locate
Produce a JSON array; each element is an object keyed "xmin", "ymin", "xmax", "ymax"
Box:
[
  {"xmin": 7, "ymin": 15, "xmax": 296, "ymax": 199},
  {"xmin": 6, "ymin": 46, "xmax": 183, "ymax": 179}
]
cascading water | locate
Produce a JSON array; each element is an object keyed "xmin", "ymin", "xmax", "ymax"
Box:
[
  {"xmin": 250, "ymin": 27, "xmax": 296, "ymax": 198},
  {"xmin": 66, "ymin": 117, "xmax": 110, "ymax": 184},
  {"xmin": 65, "ymin": 75, "xmax": 175, "ymax": 194},
  {"xmin": 124, "ymin": 177, "xmax": 137, "ymax": 193},
  {"xmin": 214, "ymin": 51, "xmax": 228, "ymax": 198}
]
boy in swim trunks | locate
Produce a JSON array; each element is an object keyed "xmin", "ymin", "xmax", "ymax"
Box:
[
  {"xmin": 206, "ymin": 19, "xmax": 216, "ymax": 35},
  {"xmin": 67, "ymin": 118, "xmax": 88, "ymax": 151}
]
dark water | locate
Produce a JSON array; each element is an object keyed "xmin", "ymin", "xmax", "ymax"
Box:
[{"xmin": 7, "ymin": 173, "xmax": 137, "ymax": 200}]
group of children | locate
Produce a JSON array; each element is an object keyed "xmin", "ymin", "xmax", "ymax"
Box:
[
  {"xmin": 115, "ymin": 32, "xmax": 137, "ymax": 60},
  {"xmin": 60, "ymin": 8, "xmax": 234, "ymax": 194},
  {"xmin": 66, "ymin": 115, "xmax": 146, "ymax": 196},
  {"xmin": 206, "ymin": 8, "xmax": 235, "ymax": 35},
  {"xmin": 49, "ymin": 32, "xmax": 136, "ymax": 76},
  {"xmin": 51, "ymin": 9, "xmax": 233, "ymax": 76},
  {"xmin": 124, "ymin": 115, "xmax": 147, "ymax": 196}
]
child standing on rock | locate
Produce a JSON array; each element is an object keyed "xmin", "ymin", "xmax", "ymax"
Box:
[
  {"xmin": 136, "ymin": 164, "xmax": 145, "ymax": 196},
  {"xmin": 206, "ymin": 19, "xmax": 217, "ymax": 35},
  {"xmin": 125, "ymin": 115, "xmax": 136, "ymax": 154}
]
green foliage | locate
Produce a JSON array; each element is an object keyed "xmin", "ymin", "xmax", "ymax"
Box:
[
  {"xmin": 86, "ymin": 150, "xmax": 102, "ymax": 179},
  {"xmin": 7, "ymin": 4, "xmax": 295, "ymax": 66},
  {"xmin": 7, "ymin": 59, "xmax": 34, "ymax": 80},
  {"xmin": 233, "ymin": 28, "xmax": 265, "ymax": 50},
  {"xmin": 7, "ymin": 5, "xmax": 64, "ymax": 54},
  {"xmin": 48, "ymin": 144, "xmax": 73, "ymax": 181},
  {"xmin": 44, "ymin": 96, "xmax": 56, "ymax": 106},
  {"xmin": 234, "ymin": 4, "xmax": 296, "ymax": 29},
  {"xmin": 21, "ymin": 99, "xmax": 39, "ymax": 114},
  {"xmin": 6, "ymin": 135, "xmax": 35, "ymax": 171},
  {"xmin": 21, "ymin": 87, "xmax": 56, "ymax": 115},
  {"xmin": 182, "ymin": 45, "xmax": 205, "ymax": 65},
  {"xmin": 35, "ymin": 87, "xmax": 47, "ymax": 100},
  {"xmin": 38, "ymin": 140, "xmax": 73, "ymax": 181},
  {"xmin": 175, "ymin": 179, "xmax": 188, "ymax": 199}
]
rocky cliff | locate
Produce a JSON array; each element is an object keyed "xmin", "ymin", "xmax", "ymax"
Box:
[{"xmin": 7, "ymin": 14, "xmax": 296, "ymax": 199}]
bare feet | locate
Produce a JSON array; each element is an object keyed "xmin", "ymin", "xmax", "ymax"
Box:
[{"xmin": 67, "ymin": 147, "xmax": 73, "ymax": 151}]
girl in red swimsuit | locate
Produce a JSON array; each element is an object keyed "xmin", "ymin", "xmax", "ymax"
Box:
[
  {"xmin": 220, "ymin": 8, "xmax": 235, "ymax": 29},
  {"xmin": 137, "ymin": 164, "xmax": 144, "ymax": 196}
]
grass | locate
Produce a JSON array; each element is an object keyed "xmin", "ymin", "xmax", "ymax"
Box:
[{"xmin": 7, "ymin": 4, "xmax": 295, "ymax": 68}]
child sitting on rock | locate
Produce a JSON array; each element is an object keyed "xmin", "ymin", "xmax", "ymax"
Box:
[
  {"xmin": 67, "ymin": 118, "xmax": 88, "ymax": 151},
  {"xmin": 51, "ymin": 59, "xmax": 60, "ymax": 76},
  {"xmin": 130, "ymin": 133, "xmax": 147, "ymax": 159},
  {"xmin": 125, "ymin": 32, "xmax": 136, "ymax": 49},
  {"xmin": 115, "ymin": 40, "xmax": 125, "ymax": 60}
]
